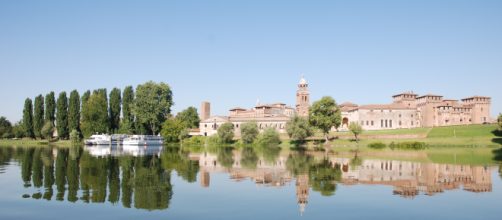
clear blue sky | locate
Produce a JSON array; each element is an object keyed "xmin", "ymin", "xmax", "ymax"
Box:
[{"xmin": 1, "ymin": 0, "xmax": 501, "ymax": 122}]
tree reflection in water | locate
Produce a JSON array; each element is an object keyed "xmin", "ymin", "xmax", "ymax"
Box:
[{"xmin": 0, "ymin": 145, "xmax": 498, "ymax": 213}]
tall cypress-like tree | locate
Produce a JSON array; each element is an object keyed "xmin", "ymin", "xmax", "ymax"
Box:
[
  {"xmin": 23, "ymin": 98, "xmax": 35, "ymax": 138},
  {"xmin": 68, "ymin": 90, "xmax": 81, "ymax": 133},
  {"xmin": 121, "ymin": 86, "xmax": 135, "ymax": 133},
  {"xmin": 93, "ymin": 89, "xmax": 109, "ymax": 131},
  {"xmin": 45, "ymin": 92, "xmax": 56, "ymax": 125},
  {"xmin": 33, "ymin": 95, "xmax": 45, "ymax": 138},
  {"xmin": 109, "ymin": 88, "xmax": 121, "ymax": 132},
  {"xmin": 81, "ymin": 90, "xmax": 91, "ymax": 121},
  {"xmin": 56, "ymin": 92, "xmax": 69, "ymax": 139}
]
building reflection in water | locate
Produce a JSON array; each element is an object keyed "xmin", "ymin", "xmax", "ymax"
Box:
[
  {"xmin": 0, "ymin": 146, "xmax": 495, "ymax": 215},
  {"xmin": 190, "ymin": 150, "xmax": 494, "ymax": 214}
]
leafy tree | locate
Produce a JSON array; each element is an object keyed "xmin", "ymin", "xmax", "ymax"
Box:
[
  {"xmin": 256, "ymin": 128, "xmax": 281, "ymax": 146},
  {"xmin": 45, "ymin": 92, "xmax": 56, "ymax": 125},
  {"xmin": 160, "ymin": 117, "xmax": 185, "ymax": 143},
  {"xmin": 33, "ymin": 95, "xmax": 44, "ymax": 138},
  {"xmin": 132, "ymin": 81, "xmax": 173, "ymax": 135},
  {"xmin": 217, "ymin": 122, "xmax": 235, "ymax": 144},
  {"xmin": 109, "ymin": 88, "xmax": 121, "ymax": 132},
  {"xmin": 56, "ymin": 92, "xmax": 69, "ymax": 139},
  {"xmin": 309, "ymin": 96, "xmax": 341, "ymax": 141},
  {"xmin": 12, "ymin": 121, "xmax": 25, "ymax": 138},
  {"xmin": 0, "ymin": 117, "xmax": 12, "ymax": 138},
  {"xmin": 175, "ymin": 107, "xmax": 200, "ymax": 129},
  {"xmin": 94, "ymin": 88, "xmax": 110, "ymax": 131},
  {"xmin": 122, "ymin": 86, "xmax": 135, "ymax": 133},
  {"xmin": 41, "ymin": 121, "xmax": 54, "ymax": 140},
  {"xmin": 240, "ymin": 122, "xmax": 259, "ymax": 144},
  {"xmin": 23, "ymin": 98, "xmax": 35, "ymax": 138},
  {"xmin": 81, "ymin": 93, "xmax": 109, "ymax": 137},
  {"xmin": 286, "ymin": 115, "xmax": 313, "ymax": 142},
  {"xmin": 348, "ymin": 122, "xmax": 363, "ymax": 142},
  {"xmin": 68, "ymin": 90, "xmax": 81, "ymax": 134}
]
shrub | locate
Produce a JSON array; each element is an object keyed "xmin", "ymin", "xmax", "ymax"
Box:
[
  {"xmin": 389, "ymin": 141, "xmax": 427, "ymax": 150},
  {"xmin": 41, "ymin": 122, "xmax": 54, "ymax": 140},
  {"xmin": 69, "ymin": 129, "xmax": 81, "ymax": 145},
  {"xmin": 256, "ymin": 128, "xmax": 281, "ymax": 146},
  {"xmin": 217, "ymin": 122, "xmax": 235, "ymax": 144},
  {"xmin": 368, "ymin": 142, "xmax": 387, "ymax": 149},
  {"xmin": 240, "ymin": 122, "xmax": 259, "ymax": 144},
  {"xmin": 182, "ymin": 136, "xmax": 206, "ymax": 146},
  {"xmin": 286, "ymin": 116, "xmax": 313, "ymax": 142}
]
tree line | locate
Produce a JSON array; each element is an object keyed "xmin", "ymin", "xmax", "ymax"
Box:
[{"xmin": 0, "ymin": 81, "xmax": 200, "ymax": 140}]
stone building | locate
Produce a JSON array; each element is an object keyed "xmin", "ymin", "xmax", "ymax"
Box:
[
  {"xmin": 340, "ymin": 92, "xmax": 492, "ymax": 131},
  {"xmin": 198, "ymin": 76, "xmax": 492, "ymax": 136},
  {"xmin": 199, "ymin": 77, "xmax": 309, "ymax": 136}
]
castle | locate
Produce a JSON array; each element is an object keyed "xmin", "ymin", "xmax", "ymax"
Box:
[{"xmin": 198, "ymin": 77, "xmax": 492, "ymax": 136}]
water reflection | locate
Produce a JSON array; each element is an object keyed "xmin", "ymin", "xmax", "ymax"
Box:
[{"xmin": 0, "ymin": 146, "xmax": 498, "ymax": 214}]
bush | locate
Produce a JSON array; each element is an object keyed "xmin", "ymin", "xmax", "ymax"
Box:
[
  {"xmin": 41, "ymin": 122, "xmax": 54, "ymax": 140},
  {"xmin": 389, "ymin": 141, "xmax": 427, "ymax": 150},
  {"xmin": 368, "ymin": 142, "xmax": 387, "ymax": 149},
  {"xmin": 256, "ymin": 128, "xmax": 281, "ymax": 146},
  {"xmin": 182, "ymin": 136, "xmax": 206, "ymax": 146},
  {"xmin": 69, "ymin": 129, "xmax": 81, "ymax": 145},
  {"xmin": 240, "ymin": 122, "xmax": 259, "ymax": 144},
  {"xmin": 217, "ymin": 122, "xmax": 235, "ymax": 144},
  {"xmin": 286, "ymin": 116, "xmax": 313, "ymax": 142}
]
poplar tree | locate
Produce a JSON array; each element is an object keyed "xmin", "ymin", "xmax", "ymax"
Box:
[
  {"xmin": 45, "ymin": 92, "xmax": 56, "ymax": 125},
  {"xmin": 109, "ymin": 88, "xmax": 121, "ymax": 132},
  {"xmin": 121, "ymin": 86, "xmax": 135, "ymax": 133},
  {"xmin": 68, "ymin": 90, "xmax": 81, "ymax": 133},
  {"xmin": 23, "ymin": 98, "xmax": 35, "ymax": 138},
  {"xmin": 33, "ymin": 95, "xmax": 44, "ymax": 138},
  {"xmin": 56, "ymin": 92, "xmax": 69, "ymax": 139}
]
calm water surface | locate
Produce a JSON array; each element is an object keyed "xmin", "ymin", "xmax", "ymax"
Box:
[{"xmin": 0, "ymin": 145, "xmax": 501, "ymax": 220}]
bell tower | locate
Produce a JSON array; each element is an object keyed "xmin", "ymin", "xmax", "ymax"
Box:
[{"xmin": 296, "ymin": 76, "xmax": 310, "ymax": 117}]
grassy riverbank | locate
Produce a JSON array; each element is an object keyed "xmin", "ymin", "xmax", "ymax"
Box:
[
  {"xmin": 0, "ymin": 139, "xmax": 73, "ymax": 147},
  {"xmin": 328, "ymin": 124, "xmax": 501, "ymax": 148}
]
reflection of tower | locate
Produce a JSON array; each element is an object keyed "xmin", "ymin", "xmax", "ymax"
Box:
[
  {"xmin": 296, "ymin": 174, "xmax": 309, "ymax": 216},
  {"xmin": 200, "ymin": 170, "xmax": 210, "ymax": 188},
  {"xmin": 296, "ymin": 76, "xmax": 310, "ymax": 117}
]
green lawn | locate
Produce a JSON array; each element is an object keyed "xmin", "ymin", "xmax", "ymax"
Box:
[
  {"xmin": 427, "ymin": 124, "xmax": 498, "ymax": 138},
  {"xmin": 333, "ymin": 127, "xmax": 430, "ymax": 137}
]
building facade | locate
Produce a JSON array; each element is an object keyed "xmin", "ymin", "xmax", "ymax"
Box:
[
  {"xmin": 199, "ymin": 77, "xmax": 492, "ymax": 136},
  {"xmin": 199, "ymin": 77, "xmax": 309, "ymax": 136},
  {"xmin": 340, "ymin": 92, "xmax": 492, "ymax": 131}
]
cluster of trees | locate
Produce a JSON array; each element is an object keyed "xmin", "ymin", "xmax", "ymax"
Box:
[
  {"xmin": 285, "ymin": 96, "xmax": 362, "ymax": 143},
  {"xmin": 160, "ymin": 107, "xmax": 200, "ymax": 143},
  {"xmin": 215, "ymin": 122, "xmax": 282, "ymax": 146},
  {"xmin": 3, "ymin": 81, "xmax": 177, "ymax": 140}
]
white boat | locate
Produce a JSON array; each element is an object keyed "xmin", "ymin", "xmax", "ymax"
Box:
[
  {"xmin": 85, "ymin": 134, "xmax": 130, "ymax": 145},
  {"xmin": 122, "ymin": 135, "xmax": 164, "ymax": 146},
  {"xmin": 84, "ymin": 134, "xmax": 112, "ymax": 145}
]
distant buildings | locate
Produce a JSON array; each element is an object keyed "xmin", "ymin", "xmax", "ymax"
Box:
[{"xmin": 198, "ymin": 76, "xmax": 492, "ymax": 136}]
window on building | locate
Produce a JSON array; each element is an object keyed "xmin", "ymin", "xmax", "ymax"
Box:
[
  {"xmin": 371, "ymin": 121, "xmax": 374, "ymax": 126},
  {"xmin": 366, "ymin": 121, "xmax": 369, "ymax": 126},
  {"xmin": 361, "ymin": 121, "xmax": 364, "ymax": 126},
  {"xmin": 390, "ymin": 120, "xmax": 393, "ymax": 128},
  {"xmin": 381, "ymin": 120, "xmax": 384, "ymax": 128},
  {"xmin": 399, "ymin": 114, "xmax": 402, "ymax": 118},
  {"xmin": 385, "ymin": 120, "xmax": 388, "ymax": 128},
  {"xmin": 399, "ymin": 121, "xmax": 402, "ymax": 126},
  {"xmin": 205, "ymin": 124, "xmax": 207, "ymax": 128}
]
